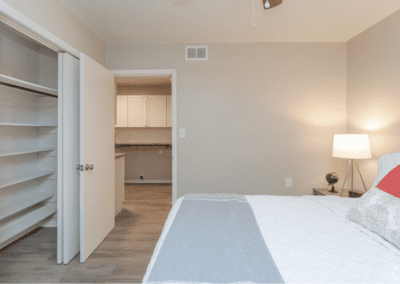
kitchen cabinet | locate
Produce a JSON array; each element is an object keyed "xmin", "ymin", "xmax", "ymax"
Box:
[
  {"xmin": 148, "ymin": 96, "xmax": 167, "ymax": 127},
  {"xmin": 116, "ymin": 95, "xmax": 172, "ymax": 128},
  {"xmin": 167, "ymin": 96, "xmax": 172, "ymax": 127},
  {"xmin": 128, "ymin": 95, "xmax": 147, "ymax": 127},
  {"xmin": 116, "ymin": 96, "xmax": 128, "ymax": 127}
]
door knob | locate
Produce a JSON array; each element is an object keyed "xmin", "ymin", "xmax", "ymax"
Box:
[
  {"xmin": 77, "ymin": 164, "xmax": 84, "ymax": 171},
  {"xmin": 85, "ymin": 164, "xmax": 94, "ymax": 170}
]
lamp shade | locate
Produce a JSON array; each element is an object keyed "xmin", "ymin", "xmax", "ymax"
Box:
[{"xmin": 332, "ymin": 134, "xmax": 372, "ymax": 159}]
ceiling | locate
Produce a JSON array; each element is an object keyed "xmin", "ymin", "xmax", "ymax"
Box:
[
  {"xmin": 58, "ymin": 0, "xmax": 400, "ymax": 44},
  {"xmin": 116, "ymin": 76, "xmax": 171, "ymax": 86}
]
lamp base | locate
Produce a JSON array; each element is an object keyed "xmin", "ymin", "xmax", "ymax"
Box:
[{"xmin": 328, "ymin": 185, "xmax": 338, "ymax": 193}]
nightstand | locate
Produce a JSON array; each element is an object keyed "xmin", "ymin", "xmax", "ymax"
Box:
[{"xmin": 313, "ymin": 188, "xmax": 364, "ymax": 198}]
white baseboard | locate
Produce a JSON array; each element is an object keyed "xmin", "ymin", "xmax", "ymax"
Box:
[{"xmin": 125, "ymin": 180, "xmax": 172, "ymax": 184}]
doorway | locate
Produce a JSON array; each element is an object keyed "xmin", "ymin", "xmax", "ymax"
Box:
[{"xmin": 112, "ymin": 70, "xmax": 177, "ymax": 205}]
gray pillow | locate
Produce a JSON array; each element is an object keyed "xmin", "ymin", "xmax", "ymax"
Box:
[{"xmin": 347, "ymin": 187, "xmax": 400, "ymax": 250}]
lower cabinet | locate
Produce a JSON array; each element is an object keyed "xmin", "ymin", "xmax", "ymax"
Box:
[{"xmin": 115, "ymin": 155, "xmax": 125, "ymax": 216}]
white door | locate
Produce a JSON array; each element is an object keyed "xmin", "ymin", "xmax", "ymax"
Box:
[
  {"xmin": 128, "ymin": 95, "xmax": 147, "ymax": 127},
  {"xmin": 59, "ymin": 53, "xmax": 80, "ymax": 264},
  {"xmin": 116, "ymin": 96, "xmax": 128, "ymax": 127},
  {"xmin": 148, "ymin": 96, "xmax": 167, "ymax": 127},
  {"xmin": 166, "ymin": 96, "xmax": 172, "ymax": 128},
  {"xmin": 79, "ymin": 53, "xmax": 115, "ymax": 263}
]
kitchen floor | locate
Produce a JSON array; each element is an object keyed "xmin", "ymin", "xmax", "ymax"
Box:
[{"xmin": 0, "ymin": 184, "xmax": 172, "ymax": 283}]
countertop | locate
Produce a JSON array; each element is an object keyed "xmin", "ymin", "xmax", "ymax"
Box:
[{"xmin": 115, "ymin": 153, "xmax": 127, "ymax": 159}]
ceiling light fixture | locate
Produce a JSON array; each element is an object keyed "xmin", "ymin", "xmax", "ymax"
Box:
[{"xmin": 262, "ymin": 0, "xmax": 283, "ymax": 10}]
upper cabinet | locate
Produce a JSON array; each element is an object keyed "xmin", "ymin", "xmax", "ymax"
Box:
[
  {"xmin": 166, "ymin": 96, "xmax": 172, "ymax": 127},
  {"xmin": 128, "ymin": 95, "xmax": 147, "ymax": 127},
  {"xmin": 148, "ymin": 96, "xmax": 167, "ymax": 127},
  {"xmin": 116, "ymin": 95, "xmax": 171, "ymax": 128},
  {"xmin": 116, "ymin": 96, "xmax": 128, "ymax": 127}
]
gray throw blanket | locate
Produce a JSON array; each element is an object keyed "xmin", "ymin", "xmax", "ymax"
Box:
[{"xmin": 145, "ymin": 194, "xmax": 285, "ymax": 284}]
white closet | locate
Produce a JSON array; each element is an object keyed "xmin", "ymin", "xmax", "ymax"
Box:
[
  {"xmin": 0, "ymin": 7, "xmax": 117, "ymax": 264},
  {"xmin": 0, "ymin": 22, "xmax": 58, "ymax": 249}
]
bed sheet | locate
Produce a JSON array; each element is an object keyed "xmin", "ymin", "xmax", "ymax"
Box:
[
  {"xmin": 144, "ymin": 195, "xmax": 400, "ymax": 283},
  {"xmin": 247, "ymin": 195, "xmax": 400, "ymax": 283}
]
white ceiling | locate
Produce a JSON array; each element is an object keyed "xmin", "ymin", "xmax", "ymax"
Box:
[{"xmin": 58, "ymin": 0, "xmax": 400, "ymax": 44}]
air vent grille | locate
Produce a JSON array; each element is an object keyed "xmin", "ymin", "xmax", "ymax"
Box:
[{"xmin": 186, "ymin": 46, "xmax": 208, "ymax": 61}]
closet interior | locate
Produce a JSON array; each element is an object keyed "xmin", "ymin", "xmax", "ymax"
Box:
[
  {"xmin": 115, "ymin": 76, "xmax": 172, "ymax": 185},
  {"xmin": 0, "ymin": 21, "xmax": 59, "ymax": 250}
]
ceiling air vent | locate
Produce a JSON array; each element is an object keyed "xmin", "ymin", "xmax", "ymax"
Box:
[{"xmin": 186, "ymin": 46, "xmax": 208, "ymax": 61}]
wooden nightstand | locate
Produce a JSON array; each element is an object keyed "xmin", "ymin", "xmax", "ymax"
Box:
[{"xmin": 313, "ymin": 188, "xmax": 364, "ymax": 198}]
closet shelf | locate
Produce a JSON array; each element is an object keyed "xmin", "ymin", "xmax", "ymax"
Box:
[
  {"xmin": 0, "ymin": 203, "xmax": 56, "ymax": 245},
  {"xmin": 0, "ymin": 147, "xmax": 55, "ymax": 157},
  {"xmin": 0, "ymin": 190, "xmax": 54, "ymax": 221},
  {"xmin": 0, "ymin": 170, "xmax": 55, "ymax": 189},
  {"xmin": 0, "ymin": 122, "xmax": 57, "ymax": 127},
  {"xmin": 0, "ymin": 74, "xmax": 58, "ymax": 98}
]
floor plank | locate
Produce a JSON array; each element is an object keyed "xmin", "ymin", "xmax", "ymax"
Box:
[{"xmin": 0, "ymin": 184, "xmax": 172, "ymax": 283}]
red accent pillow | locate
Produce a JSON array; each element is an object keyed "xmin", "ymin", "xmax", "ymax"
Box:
[{"xmin": 377, "ymin": 165, "xmax": 400, "ymax": 198}]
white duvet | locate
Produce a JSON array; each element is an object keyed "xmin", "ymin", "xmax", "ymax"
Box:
[{"xmin": 145, "ymin": 195, "xmax": 400, "ymax": 283}]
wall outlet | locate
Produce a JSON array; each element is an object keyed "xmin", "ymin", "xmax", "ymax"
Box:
[{"xmin": 285, "ymin": 178, "xmax": 292, "ymax": 188}]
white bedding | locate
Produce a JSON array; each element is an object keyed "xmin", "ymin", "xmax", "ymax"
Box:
[{"xmin": 145, "ymin": 195, "xmax": 400, "ymax": 283}]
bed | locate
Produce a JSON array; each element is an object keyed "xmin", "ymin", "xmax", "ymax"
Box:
[{"xmin": 143, "ymin": 155, "xmax": 400, "ymax": 284}]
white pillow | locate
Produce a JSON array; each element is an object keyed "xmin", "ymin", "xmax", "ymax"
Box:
[{"xmin": 347, "ymin": 187, "xmax": 400, "ymax": 249}]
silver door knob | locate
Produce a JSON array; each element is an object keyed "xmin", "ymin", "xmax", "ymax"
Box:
[{"xmin": 85, "ymin": 164, "xmax": 94, "ymax": 170}]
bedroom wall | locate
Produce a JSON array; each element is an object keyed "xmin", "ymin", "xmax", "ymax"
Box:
[
  {"xmin": 107, "ymin": 43, "xmax": 347, "ymax": 199},
  {"xmin": 1, "ymin": 0, "xmax": 106, "ymax": 65},
  {"xmin": 347, "ymin": 9, "xmax": 400, "ymax": 191}
]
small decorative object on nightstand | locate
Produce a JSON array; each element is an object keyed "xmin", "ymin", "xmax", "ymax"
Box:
[{"xmin": 325, "ymin": 172, "xmax": 339, "ymax": 193}]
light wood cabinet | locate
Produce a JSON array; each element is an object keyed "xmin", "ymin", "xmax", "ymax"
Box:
[
  {"xmin": 148, "ymin": 96, "xmax": 167, "ymax": 127},
  {"xmin": 167, "ymin": 96, "xmax": 172, "ymax": 127},
  {"xmin": 116, "ymin": 95, "xmax": 172, "ymax": 128},
  {"xmin": 116, "ymin": 96, "xmax": 128, "ymax": 127},
  {"xmin": 128, "ymin": 95, "xmax": 147, "ymax": 127}
]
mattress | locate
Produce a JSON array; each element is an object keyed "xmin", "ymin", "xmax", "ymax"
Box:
[{"xmin": 144, "ymin": 195, "xmax": 400, "ymax": 283}]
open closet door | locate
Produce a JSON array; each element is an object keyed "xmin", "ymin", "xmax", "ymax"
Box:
[
  {"xmin": 79, "ymin": 53, "xmax": 116, "ymax": 262},
  {"xmin": 60, "ymin": 53, "xmax": 80, "ymax": 264}
]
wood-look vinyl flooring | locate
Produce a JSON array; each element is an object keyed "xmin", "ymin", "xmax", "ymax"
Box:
[{"xmin": 0, "ymin": 184, "xmax": 172, "ymax": 283}]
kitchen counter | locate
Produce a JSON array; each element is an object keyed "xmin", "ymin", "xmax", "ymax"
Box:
[{"xmin": 115, "ymin": 153, "xmax": 127, "ymax": 159}]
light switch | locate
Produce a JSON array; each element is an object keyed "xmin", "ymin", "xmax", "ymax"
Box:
[{"xmin": 179, "ymin": 128, "xmax": 185, "ymax": 138}]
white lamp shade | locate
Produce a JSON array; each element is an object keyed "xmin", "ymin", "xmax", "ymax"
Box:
[{"xmin": 333, "ymin": 134, "xmax": 372, "ymax": 159}]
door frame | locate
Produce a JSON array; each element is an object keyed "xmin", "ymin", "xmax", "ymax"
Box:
[{"xmin": 111, "ymin": 69, "xmax": 178, "ymax": 204}]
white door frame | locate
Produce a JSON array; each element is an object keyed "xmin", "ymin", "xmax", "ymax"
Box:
[{"xmin": 111, "ymin": 69, "xmax": 178, "ymax": 204}]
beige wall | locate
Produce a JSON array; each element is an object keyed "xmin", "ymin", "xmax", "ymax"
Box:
[
  {"xmin": 2, "ymin": 0, "xmax": 106, "ymax": 65},
  {"xmin": 107, "ymin": 43, "xmax": 347, "ymax": 198},
  {"xmin": 347, "ymin": 10, "xmax": 400, "ymax": 191}
]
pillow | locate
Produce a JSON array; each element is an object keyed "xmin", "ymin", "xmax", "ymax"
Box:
[
  {"xmin": 371, "ymin": 152, "xmax": 400, "ymax": 188},
  {"xmin": 376, "ymin": 165, "xmax": 400, "ymax": 198},
  {"xmin": 347, "ymin": 187, "xmax": 400, "ymax": 249}
]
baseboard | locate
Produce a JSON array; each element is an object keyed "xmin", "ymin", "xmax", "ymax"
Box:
[{"xmin": 125, "ymin": 180, "xmax": 172, "ymax": 184}]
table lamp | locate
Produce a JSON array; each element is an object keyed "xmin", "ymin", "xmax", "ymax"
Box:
[{"xmin": 332, "ymin": 134, "xmax": 372, "ymax": 195}]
